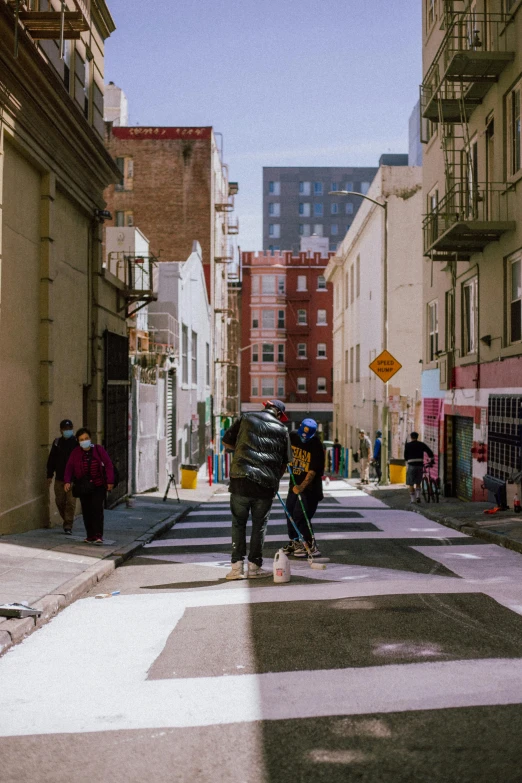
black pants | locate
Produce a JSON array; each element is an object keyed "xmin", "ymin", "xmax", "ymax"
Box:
[
  {"xmin": 230, "ymin": 494, "xmax": 273, "ymax": 566},
  {"xmin": 285, "ymin": 490, "xmax": 319, "ymax": 545},
  {"xmin": 80, "ymin": 486, "xmax": 106, "ymax": 538},
  {"xmin": 374, "ymin": 459, "xmax": 382, "ymax": 482}
]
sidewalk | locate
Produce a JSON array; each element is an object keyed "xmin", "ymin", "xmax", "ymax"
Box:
[{"xmin": 0, "ymin": 495, "xmax": 198, "ymax": 656}]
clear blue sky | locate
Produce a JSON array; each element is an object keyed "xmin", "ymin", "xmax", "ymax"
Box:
[{"xmin": 105, "ymin": 0, "xmax": 422, "ymax": 250}]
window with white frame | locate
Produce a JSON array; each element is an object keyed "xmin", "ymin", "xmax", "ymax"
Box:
[
  {"xmin": 445, "ymin": 290, "xmax": 455, "ymax": 352},
  {"xmin": 278, "ymin": 276, "xmax": 285, "ymax": 294},
  {"xmin": 317, "ymin": 275, "xmax": 326, "ymax": 290},
  {"xmin": 251, "ymin": 378, "xmax": 259, "ymax": 397},
  {"xmin": 261, "ymin": 377, "xmax": 275, "ymax": 396},
  {"xmin": 268, "ymin": 224, "xmax": 280, "ymax": 238},
  {"xmin": 297, "ymin": 275, "xmax": 307, "ymax": 291},
  {"xmin": 277, "ymin": 309, "xmax": 285, "ymax": 328},
  {"xmin": 297, "ymin": 377, "xmax": 307, "ymax": 392},
  {"xmin": 262, "ymin": 343, "xmax": 274, "ymax": 362},
  {"xmin": 297, "ymin": 343, "xmax": 307, "ymax": 358},
  {"xmin": 463, "ymin": 277, "xmax": 478, "ymax": 355},
  {"xmin": 191, "ymin": 331, "xmax": 197, "ymax": 383},
  {"xmin": 427, "ymin": 0, "xmax": 435, "ymax": 28},
  {"xmin": 297, "ymin": 309, "xmax": 307, "ymax": 325},
  {"xmin": 345, "ymin": 202, "xmax": 354, "ymax": 215},
  {"xmin": 252, "ymin": 310, "xmax": 259, "ymax": 328},
  {"xmin": 317, "ymin": 377, "xmax": 327, "ymax": 392},
  {"xmin": 331, "ymin": 224, "xmax": 339, "ymax": 235},
  {"xmin": 182, "ymin": 325, "xmax": 188, "ymax": 384},
  {"xmin": 299, "ymin": 181, "xmax": 311, "ymax": 195},
  {"xmin": 278, "ymin": 344, "xmax": 285, "ymax": 363},
  {"xmin": 428, "ymin": 300, "xmax": 439, "ymax": 361},
  {"xmin": 252, "ymin": 276, "xmax": 260, "ymax": 295},
  {"xmin": 314, "ymin": 182, "xmax": 323, "ymax": 195},
  {"xmin": 314, "ymin": 203, "xmax": 323, "ymax": 217},
  {"xmin": 299, "ymin": 203, "xmax": 311, "ymax": 216},
  {"xmin": 262, "ymin": 275, "xmax": 276, "ymax": 295},
  {"xmin": 268, "ymin": 181, "xmax": 280, "ymax": 195},
  {"xmin": 317, "ymin": 342, "xmax": 327, "ymax": 358},
  {"xmin": 299, "ymin": 224, "xmax": 311, "ymax": 237},
  {"xmin": 268, "ymin": 202, "xmax": 280, "ymax": 217},
  {"xmin": 262, "ymin": 310, "xmax": 275, "ymax": 328},
  {"xmin": 277, "ymin": 377, "xmax": 285, "ymax": 397},
  {"xmin": 317, "ymin": 309, "xmax": 327, "ymax": 325},
  {"xmin": 510, "ymin": 255, "xmax": 522, "ymax": 343},
  {"xmin": 313, "ymin": 224, "xmax": 324, "ymax": 236},
  {"xmin": 508, "ymin": 80, "xmax": 521, "ymax": 176},
  {"xmin": 252, "ymin": 344, "xmax": 259, "ymax": 362}
]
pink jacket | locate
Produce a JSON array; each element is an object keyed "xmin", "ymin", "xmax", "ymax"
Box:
[{"xmin": 64, "ymin": 445, "xmax": 115, "ymax": 486}]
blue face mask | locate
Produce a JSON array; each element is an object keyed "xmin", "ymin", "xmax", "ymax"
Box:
[
  {"xmin": 62, "ymin": 430, "xmax": 74, "ymax": 439},
  {"xmin": 79, "ymin": 440, "xmax": 91, "ymax": 450}
]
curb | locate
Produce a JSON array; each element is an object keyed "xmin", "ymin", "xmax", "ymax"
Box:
[{"xmin": 0, "ymin": 504, "xmax": 193, "ymax": 657}]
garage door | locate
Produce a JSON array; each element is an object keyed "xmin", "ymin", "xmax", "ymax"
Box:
[{"xmin": 454, "ymin": 416, "xmax": 473, "ymax": 501}]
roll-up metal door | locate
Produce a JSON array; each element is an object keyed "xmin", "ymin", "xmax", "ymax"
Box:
[{"xmin": 455, "ymin": 416, "xmax": 473, "ymax": 501}]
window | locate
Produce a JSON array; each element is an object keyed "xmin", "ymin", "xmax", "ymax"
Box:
[
  {"xmin": 252, "ymin": 276, "xmax": 260, "ymax": 295},
  {"xmin": 299, "ymin": 181, "xmax": 311, "ymax": 196},
  {"xmin": 191, "ymin": 331, "xmax": 198, "ymax": 383},
  {"xmin": 115, "ymin": 157, "xmax": 125, "ymax": 190},
  {"xmin": 361, "ymin": 182, "xmax": 370, "ymax": 195},
  {"xmin": 262, "ymin": 275, "xmax": 276, "ymax": 295},
  {"xmin": 297, "ymin": 275, "xmax": 307, "ymax": 291},
  {"xmin": 261, "ymin": 377, "xmax": 275, "ymax": 396},
  {"xmin": 317, "ymin": 309, "xmax": 327, "ymax": 325},
  {"xmin": 277, "ymin": 310, "xmax": 285, "ymax": 328},
  {"xmin": 510, "ymin": 256, "xmax": 522, "ymax": 343},
  {"xmin": 428, "ymin": 300, "xmax": 439, "ymax": 361},
  {"xmin": 317, "ymin": 377, "xmax": 327, "ymax": 392},
  {"xmin": 278, "ymin": 344, "xmax": 285, "ymax": 363},
  {"xmin": 355, "ymin": 344, "xmax": 361, "ymax": 382},
  {"xmin": 268, "ymin": 245, "xmax": 280, "ymax": 252},
  {"xmin": 445, "ymin": 290, "xmax": 455, "ymax": 352},
  {"xmin": 317, "ymin": 275, "xmax": 326, "ymax": 290},
  {"xmin": 252, "ymin": 344, "xmax": 259, "ymax": 362},
  {"xmin": 251, "ymin": 378, "xmax": 259, "ymax": 397},
  {"xmin": 298, "ymin": 343, "xmax": 307, "ymax": 358},
  {"xmin": 262, "ymin": 343, "xmax": 274, "ymax": 362},
  {"xmin": 299, "ymin": 224, "xmax": 311, "ymax": 237},
  {"xmin": 206, "ymin": 343, "xmax": 210, "ymax": 386},
  {"xmin": 350, "ymin": 264, "xmax": 355, "ymax": 304},
  {"xmin": 344, "ymin": 350, "xmax": 349, "ymax": 382},
  {"xmin": 463, "ymin": 277, "xmax": 478, "ymax": 355},
  {"xmin": 356, "ymin": 255, "xmax": 360, "ymax": 298},
  {"xmin": 331, "ymin": 203, "xmax": 339, "ymax": 214},
  {"xmin": 297, "ymin": 309, "xmax": 307, "ymax": 325},
  {"xmin": 297, "ymin": 377, "xmax": 307, "ymax": 392},
  {"xmin": 268, "ymin": 202, "xmax": 280, "ymax": 217},
  {"xmin": 269, "ymin": 181, "xmax": 280, "ymax": 195},
  {"xmin": 252, "ymin": 310, "xmax": 259, "ymax": 328},
  {"xmin": 313, "ymin": 224, "xmax": 324, "ymax": 236},
  {"xmin": 314, "ymin": 203, "xmax": 323, "ymax": 217},
  {"xmin": 262, "ymin": 310, "xmax": 275, "ymax": 328},
  {"xmin": 268, "ymin": 224, "xmax": 280, "ymax": 238},
  {"xmin": 317, "ymin": 343, "xmax": 327, "ymax": 358},
  {"xmin": 427, "ymin": 0, "xmax": 435, "ymax": 28},
  {"xmin": 115, "ymin": 157, "xmax": 133, "ymax": 191},
  {"xmin": 350, "ymin": 346, "xmax": 354, "ymax": 382},
  {"xmin": 508, "ymin": 82, "xmax": 521, "ymax": 176},
  {"xmin": 345, "ymin": 181, "xmax": 353, "ymax": 192},
  {"xmin": 278, "ymin": 276, "xmax": 285, "ymax": 294},
  {"xmin": 331, "ymin": 224, "xmax": 339, "ymax": 235},
  {"xmin": 182, "ymin": 325, "xmax": 188, "ymax": 384},
  {"xmin": 314, "ymin": 182, "xmax": 323, "ymax": 195},
  {"xmin": 277, "ymin": 377, "xmax": 285, "ymax": 397},
  {"xmin": 331, "ymin": 182, "xmax": 339, "ymax": 192},
  {"xmin": 344, "ymin": 271, "xmax": 349, "ymax": 309},
  {"xmin": 299, "ymin": 203, "xmax": 311, "ymax": 217},
  {"xmin": 115, "ymin": 211, "xmax": 125, "ymax": 227},
  {"xmin": 345, "ymin": 202, "xmax": 354, "ymax": 215},
  {"xmin": 83, "ymin": 56, "xmax": 91, "ymax": 119},
  {"xmin": 125, "ymin": 211, "xmax": 134, "ymax": 227}
]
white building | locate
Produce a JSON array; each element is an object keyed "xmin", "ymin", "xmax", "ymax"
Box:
[
  {"xmin": 104, "ymin": 81, "xmax": 128, "ymax": 126},
  {"xmin": 325, "ymin": 164, "xmax": 424, "ymax": 464}
]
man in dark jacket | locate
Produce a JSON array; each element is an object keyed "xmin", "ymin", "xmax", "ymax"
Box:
[
  {"xmin": 222, "ymin": 399, "xmax": 292, "ymax": 580},
  {"xmin": 47, "ymin": 418, "xmax": 78, "ymax": 534},
  {"xmin": 404, "ymin": 431, "xmax": 434, "ymax": 503}
]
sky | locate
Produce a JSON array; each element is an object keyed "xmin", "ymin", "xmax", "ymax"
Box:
[{"xmin": 105, "ymin": 0, "xmax": 422, "ymax": 251}]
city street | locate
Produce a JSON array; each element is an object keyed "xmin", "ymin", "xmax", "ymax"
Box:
[{"xmin": 1, "ymin": 482, "xmax": 522, "ymax": 782}]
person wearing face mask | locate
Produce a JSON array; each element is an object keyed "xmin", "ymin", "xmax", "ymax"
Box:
[
  {"xmin": 63, "ymin": 428, "xmax": 114, "ymax": 544},
  {"xmin": 283, "ymin": 418, "xmax": 325, "ymax": 558},
  {"xmin": 46, "ymin": 419, "xmax": 78, "ymax": 535}
]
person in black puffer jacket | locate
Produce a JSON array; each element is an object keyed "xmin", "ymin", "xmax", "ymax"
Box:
[{"xmin": 222, "ymin": 400, "xmax": 292, "ymax": 580}]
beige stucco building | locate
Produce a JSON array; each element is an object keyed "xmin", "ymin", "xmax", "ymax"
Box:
[
  {"xmin": 421, "ymin": 0, "xmax": 522, "ymax": 502},
  {"xmin": 0, "ymin": 1, "xmax": 126, "ymax": 533},
  {"xmin": 325, "ymin": 165, "xmax": 423, "ymax": 464}
]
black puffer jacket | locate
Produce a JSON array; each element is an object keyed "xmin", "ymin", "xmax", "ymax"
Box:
[{"xmin": 224, "ymin": 412, "xmax": 290, "ymax": 490}]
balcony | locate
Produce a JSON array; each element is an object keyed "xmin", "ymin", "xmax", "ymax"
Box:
[
  {"xmin": 421, "ymin": 11, "xmax": 515, "ymax": 123},
  {"xmin": 423, "ymin": 183, "xmax": 515, "ymax": 259},
  {"xmin": 8, "ymin": 1, "xmax": 90, "ymax": 41},
  {"xmin": 225, "ymin": 218, "xmax": 239, "ymax": 235},
  {"xmin": 108, "ymin": 253, "xmax": 158, "ymax": 317}
]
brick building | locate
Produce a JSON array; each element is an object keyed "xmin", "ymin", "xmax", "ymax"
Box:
[{"xmin": 240, "ymin": 250, "xmax": 334, "ymax": 436}]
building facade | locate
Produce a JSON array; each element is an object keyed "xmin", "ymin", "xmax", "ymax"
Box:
[
  {"xmin": 421, "ymin": 0, "xmax": 522, "ymax": 501},
  {"xmin": 263, "ymin": 166, "xmax": 378, "ymax": 254},
  {"xmin": 0, "ymin": 0, "xmax": 129, "ymax": 533},
  {"xmin": 240, "ymin": 250, "xmax": 334, "ymax": 435},
  {"xmin": 325, "ymin": 165, "xmax": 424, "ymax": 459}
]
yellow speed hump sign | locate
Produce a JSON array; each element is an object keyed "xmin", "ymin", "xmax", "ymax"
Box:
[{"xmin": 369, "ymin": 350, "xmax": 402, "ymax": 383}]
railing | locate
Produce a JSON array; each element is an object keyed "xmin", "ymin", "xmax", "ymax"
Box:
[
  {"xmin": 109, "ymin": 253, "xmax": 157, "ymax": 293},
  {"xmin": 147, "ymin": 312, "xmax": 179, "ymax": 358}
]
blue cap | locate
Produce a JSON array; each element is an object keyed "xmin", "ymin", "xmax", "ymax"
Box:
[{"xmin": 297, "ymin": 418, "xmax": 317, "ymax": 442}]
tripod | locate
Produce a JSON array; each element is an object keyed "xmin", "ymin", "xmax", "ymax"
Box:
[{"xmin": 163, "ymin": 472, "xmax": 181, "ymax": 503}]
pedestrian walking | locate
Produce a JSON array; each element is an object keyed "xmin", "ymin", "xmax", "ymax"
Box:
[
  {"xmin": 333, "ymin": 437, "xmax": 342, "ymax": 474},
  {"xmin": 372, "ymin": 430, "xmax": 383, "ymax": 483},
  {"xmin": 63, "ymin": 428, "xmax": 114, "ymax": 544},
  {"xmin": 222, "ymin": 399, "xmax": 292, "ymax": 580},
  {"xmin": 46, "ymin": 418, "xmax": 78, "ymax": 534},
  {"xmin": 283, "ymin": 418, "xmax": 325, "ymax": 558},
  {"xmin": 404, "ymin": 431, "xmax": 434, "ymax": 503},
  {"xmin": 358, "ymin": 430, "xmax": 372, "ymax": 484}
]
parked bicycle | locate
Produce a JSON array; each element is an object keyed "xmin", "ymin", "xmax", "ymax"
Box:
[{"xmin": 422, "ymin": 460, "xmax": 440, "ymax": 503}]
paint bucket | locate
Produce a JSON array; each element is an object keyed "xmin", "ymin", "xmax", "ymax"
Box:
[{"xmin": 273, "ymin": 549, "xmax": 291, "ymax": 583}]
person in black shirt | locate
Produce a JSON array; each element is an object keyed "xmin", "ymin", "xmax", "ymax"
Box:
[
  {"xmin": 284, "ymin": 418, "xmax": 325, "ymax": 558},
  {"xmin": 404, "ymin": 431, "xmax": 434, "ymax": 503},
  {"xmin": 46, "ymin": 418, "xmax": 78, "ymax": 534}
]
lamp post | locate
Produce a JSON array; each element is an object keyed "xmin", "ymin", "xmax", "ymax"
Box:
[{"xmin": 329, "ymin": 190, "xmax": 389, "ymax": 486}]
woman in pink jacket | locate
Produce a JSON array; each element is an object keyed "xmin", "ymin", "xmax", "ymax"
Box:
[{"xmin": 64, "ymin": 428, "xmax": 114, "ymax": 545}]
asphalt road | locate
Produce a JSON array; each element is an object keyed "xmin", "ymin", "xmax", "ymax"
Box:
[{"xmin": 2, "ymin": 481, "xmax": 522, "ymax": 782}]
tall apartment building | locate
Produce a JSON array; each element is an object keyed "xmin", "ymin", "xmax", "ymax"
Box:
[
  {"xmin": 0, "ymin": 0, "xmax": 128, "ymax": 532},
  {"xmin": 103, "ymin": 124, "xmax": 240, "ymax": 452},
  {"xmin": 240, "ymin": 250, "xmax": 334, "ymax": 436},
  {"xmin": 421, "ymin": 0, "xmax": 522, "ymax": 501},
  {"xmin": 263, "ymin": 165, "xmax": 379, "ymax": 253}
]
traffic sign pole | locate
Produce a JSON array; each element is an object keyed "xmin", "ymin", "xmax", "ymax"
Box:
[{"xmin": 369, "ymin": 349, "xmax": 402, "ymax": 487}]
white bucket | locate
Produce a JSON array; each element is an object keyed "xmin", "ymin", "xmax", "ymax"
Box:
[{"xmin": 273, "ymin": 549, "xmax": 291, "ymax": 583}]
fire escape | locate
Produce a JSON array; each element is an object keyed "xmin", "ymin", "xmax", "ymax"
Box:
[
  {"xmin": 6, "ymin": 0, "xmax": 91, "ymax": 57},
  {"xmin": 421, "ymin": 3, "xmax": 516, "ymax": 262},
  {"xmin": 107, "ymin": 252, "xmax": 158, "ymax": 318}
]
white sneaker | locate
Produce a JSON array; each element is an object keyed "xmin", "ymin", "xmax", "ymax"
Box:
[
  {"xmin": 247, "ymin": 562, "xmax": 271, "ymax": 578},
  {"xmin": 225, "ymin": 561, "xmax": 244, "ymax": 580}
]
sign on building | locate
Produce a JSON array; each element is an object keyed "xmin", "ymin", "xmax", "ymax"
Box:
[{"xmin": 369, "ymin": 350, "xmax": 402, "ymax": 383}]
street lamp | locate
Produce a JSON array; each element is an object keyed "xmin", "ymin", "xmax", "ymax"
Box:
[{"xmin": 329, "ymin": 190, "xmax": 389, "ymax": 486}]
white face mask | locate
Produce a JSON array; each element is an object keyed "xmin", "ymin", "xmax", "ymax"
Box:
[{"xmin": 79, "ymin": 440, "xmax": 91, "ymax": 450}]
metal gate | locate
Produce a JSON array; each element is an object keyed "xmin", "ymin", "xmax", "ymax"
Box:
[
  {"xmin": 135, "ymin": 382, "xmax": 158, "ymax": 493},
  {"xmin": 487, "ymin": 394, "xmax": 522, "ymax": 481},
  {"xmin": 104, "ymin": 331, "xmax": 129, "ymax": 504},
  {"xmin": 454, "ymin": 416, "xmax": 473, "ymax": 501}
]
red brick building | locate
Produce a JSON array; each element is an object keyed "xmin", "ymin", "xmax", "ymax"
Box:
[{"xmin": 240, "ymin": 250, "xmax": 334, "ymax": 436}]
